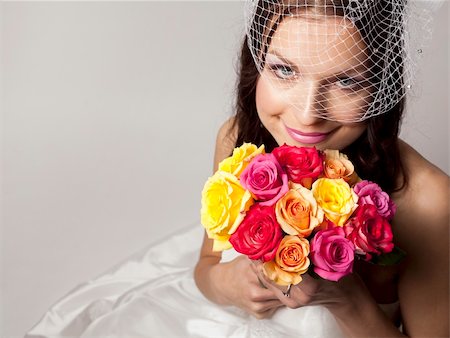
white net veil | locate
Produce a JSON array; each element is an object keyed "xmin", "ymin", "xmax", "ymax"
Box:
[{"xmin": 244, "ymin": 0, "xmax": 442, "ymax": 122}]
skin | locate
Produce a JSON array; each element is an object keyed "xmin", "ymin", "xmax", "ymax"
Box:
[
  {"xmin": 257, "ymin": 15, "xmax": 370, "ymax": 149},
  {"xmin": 194, "ymin": 14, "xmax": 449, "ymax": 337}
]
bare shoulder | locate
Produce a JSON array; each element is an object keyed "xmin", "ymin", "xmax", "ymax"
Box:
[
  {"xmin": 394, "ymin": 140, "xmax": 449, "ymax": 336},
  {"xmin": 213, "ymin": 117, "xmax": 238, "ymax": 171},
  {"xmin": 396, "ymin": 140, "xmax": 449, "ymax": 221},
  {"xmin": 395, "ymin": 139, "xmax": 449, "ymax": 242}
]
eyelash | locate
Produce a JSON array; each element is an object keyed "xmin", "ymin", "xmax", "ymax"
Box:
[
  {"xmin": 334, "ymin": 77, "xmax": 367, "ymax": 91},
  {"xmin": 267, "ymin": 63, "xmax": 366, "ymax": 90},
  {"xmin": 268, "ymin": 64, "xmax": 297, "ymax": 80}
]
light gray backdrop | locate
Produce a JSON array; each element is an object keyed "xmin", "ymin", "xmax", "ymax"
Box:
[{"xmin": 1, "ymin": 1, "xmax": 448, "ymax": 337}]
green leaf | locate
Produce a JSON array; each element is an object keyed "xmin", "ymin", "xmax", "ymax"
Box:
[
  {"xmin": 371, "ymin": 246, "xmax": 407, "ymax": 266},
  {"xmin": 308, "ymin": 267, "xmax": 321, "ymax": 280}
]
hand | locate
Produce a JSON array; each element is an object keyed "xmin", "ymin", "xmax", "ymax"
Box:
[
  {"xmin": 251, "ymin": 260, "xmax": 367, "ymax": 311},
  {"xmin": 219, "ymin": 256, "xmax": 285, "ymax": 319}
]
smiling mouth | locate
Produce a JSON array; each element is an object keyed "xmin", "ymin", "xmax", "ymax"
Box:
[{"xmin": 285, "ymin": 125, "xmax": 333, "ymax": 144}]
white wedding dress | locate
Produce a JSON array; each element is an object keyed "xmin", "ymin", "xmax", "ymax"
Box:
[{"xmin": 25, "ymin": 223, "xmax": 351, "ymax": 338}]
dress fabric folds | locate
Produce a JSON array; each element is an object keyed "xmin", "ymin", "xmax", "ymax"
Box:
[{"xmin": 26, "ymin": 223, "xmax": 346, "ymax": 338}]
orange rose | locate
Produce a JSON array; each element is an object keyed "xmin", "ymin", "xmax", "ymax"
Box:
[
  {"xmin": 263, "ymin": 236, "xmax": 310, "ymax": 286},
  {"xmin": 323, "ymin": 149, "xmax": 359, "ymax": 186},
  {"xmin": 275, "ymin": 183, "xmax": 324, "ymax": 237}
]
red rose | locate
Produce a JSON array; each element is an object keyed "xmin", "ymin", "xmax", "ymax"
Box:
[
  {"xmin": 272, "ymin": 144, "xmax": 323, "ymax": 189},
  {"xmin": 229, "ymin": 204, "xmax": 283, "ymax": 262},
  {"xmin": 344, "ymin": 204, "xmax": 394, "ymax": 260}
]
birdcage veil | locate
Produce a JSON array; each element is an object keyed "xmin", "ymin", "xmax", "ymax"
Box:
[{"xmin": 244, "ymin": 0, "xmax": 443, "ymax": 122}]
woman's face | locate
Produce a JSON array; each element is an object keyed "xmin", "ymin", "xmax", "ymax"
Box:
[{"xmin": 255, "ymin": 14, "xmax": 371, "ymax": 150}]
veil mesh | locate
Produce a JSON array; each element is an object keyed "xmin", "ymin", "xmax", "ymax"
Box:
[{"xmin": 244, "ymin": 0, "xmax": 442, "ymax": 122}]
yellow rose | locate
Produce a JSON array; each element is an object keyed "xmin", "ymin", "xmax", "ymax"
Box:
[
  {"xmin": 263, "ymin": 236, "xmax": 310, "ymax": 286},
  {"xmin": 311, "ymin": 178, "xmax": 358, "ymax": 226},
  {"xmin": 323, "ymin": 149, "xmax": 360, "ymax": 186},
  {"xmin": 201, "ymin": 171, "xmax": 254, "ymax": 251},
  {"xmin": 218, "ymin": 143, "xmax": 265, "ymax": 178},
  {"xmin": 275, "ymin": 182, "xmax": 324, "ymax": 237}
]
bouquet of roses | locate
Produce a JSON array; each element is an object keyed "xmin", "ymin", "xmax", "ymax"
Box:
[{"xmin": 200, "ymin": 143, "xmax": 404, "ymax": 286}]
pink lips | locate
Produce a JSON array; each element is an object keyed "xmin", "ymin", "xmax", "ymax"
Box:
[{"xmin": 285, "ymin": 125, "xmax": 332, "ymax": 144}]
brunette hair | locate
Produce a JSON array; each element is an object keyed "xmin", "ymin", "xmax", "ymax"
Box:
[{"xmin": 231, "ymin": 0, "xmax": 408, "ymax": 194}]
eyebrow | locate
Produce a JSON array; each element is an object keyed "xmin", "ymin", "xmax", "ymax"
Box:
[
  {"xmin": 266, "ymin": 48, "xmax": 370, "ymax": 78},
  {"xmin": 266, "ymin": 49, "xmax": 296, "ymax": 67}
]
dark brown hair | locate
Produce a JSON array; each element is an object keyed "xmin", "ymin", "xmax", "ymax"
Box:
[{"xmin": 231, "ymin": 0, "xmax": 408, "ymax": 194}]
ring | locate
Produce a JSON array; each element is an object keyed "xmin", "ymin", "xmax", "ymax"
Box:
[{"xmin": 282, "ymin": 284, "xmax": 292, "ymax": 298}]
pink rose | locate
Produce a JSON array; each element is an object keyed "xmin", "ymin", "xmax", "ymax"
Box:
[
  {"xmin": 240, "ymin": 153, "xmax": 289, "ymax": 206},
  {"xmin": 353, "ymin": 180, "xmax": 396, "ymax": 220},
  {"xmin": 310, "ymin": 227, "xmax": 355, "ymax": 282},
  {"xmin": 272, "ymin": 144, "xmax": 323, "ymax": 189},
  {"xmin": 229, "ymin": 204, "xmax": 283, "ymax": 262},
  {"xmin": 344, "ymin": 204, "xmax": 394, "ymax": 260}
]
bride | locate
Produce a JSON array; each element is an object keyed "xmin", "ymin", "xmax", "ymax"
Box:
[{"xmin": 26, "ymin": 1, "xmax": 449, "ymax": 337}]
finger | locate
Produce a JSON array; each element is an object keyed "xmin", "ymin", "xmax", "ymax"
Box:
[
  {"xmin": 287, "ymin": 284, "xmax": 314, "ymax": 306},
  {"xmin": 251, "ymin": 261, "xmax": 315, "ymax": 307},
  {"xmin": 251, "ymin": 303, "xmax": 284, "ymax": 319},
  {"xmin": 254, "ymin": 270, "xmax": 306, "ymax": 307},
  {"xmin": 253, "ymin": 265, "xmax": 284, "ymax": 293},
  {"xmin": 263, "ymin": 299, "xmax": 284, "ymax": 310},
  {"xmin": 251, "ymin": 299, "xmax": 284, "ymax": 313},
  {"xmin": 254, "ymin": 265, "xmax": 302, "ymax": 298},
  {"xmin": 249, "ymin": 285, "xmax": 283, "ymax": 301},
  {"xmin": 295, "ymin": 273, "xmax": 320, "ymax": 295},
  {"xmin": 256, "ymin": 275, "xmax": 268, "ymax": 289},
  {"xmin": 250, "ymin": 259, "xmax": 263, "ymax": 267},
  {"xmin": 257, "ymin": 271, "xmax": 291, "ymax": 299},
  {"xmin": 248, "ymin": 266, "xmax": 283, "ymax": 300}
]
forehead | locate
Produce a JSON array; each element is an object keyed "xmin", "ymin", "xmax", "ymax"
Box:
[{"xmin": 267, "ymin": 15, "xmax": 369, "ymax": 72}]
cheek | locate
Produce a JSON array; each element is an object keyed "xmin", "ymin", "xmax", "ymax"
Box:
[
  {"xmin": 335, "ymin": 123, "xmax": 367, "ymax": 148},
  {"xmin": 327, "ymin": 90, "xmax": 371, "ymax": 121},
  {"xmin": 255, "ymin": 77, "xmax": 285, "ymax": 121}
]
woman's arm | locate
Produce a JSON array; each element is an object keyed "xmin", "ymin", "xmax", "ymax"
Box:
[
  {"xmin": 194, "ymin": 118, "xmax": 235, "ymax": 303},
  {"xmin": 393, "ymin": 147, "xmax": 449, "ymax": 336},
  {"xmin": 194, "ymin": 118, "xmax": 284, "ymax": 318}
]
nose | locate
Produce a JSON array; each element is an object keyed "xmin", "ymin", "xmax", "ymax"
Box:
[{"xmin": 289, "ymin": 79, "xmax": 326, "ymax": 125}]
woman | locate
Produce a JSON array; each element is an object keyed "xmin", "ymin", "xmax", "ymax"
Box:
[
  {"xmin": 26, "ymin": 0, "xmax": 448, "ymax": 337},
  {"xmin": 195, "ymin": 0, "xmax": 449, "ymax": 337}
]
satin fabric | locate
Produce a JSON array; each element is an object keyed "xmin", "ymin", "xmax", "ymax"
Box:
[{"xmin": 26, "ymin": 223, "xmax": 346, "ymax": 338}]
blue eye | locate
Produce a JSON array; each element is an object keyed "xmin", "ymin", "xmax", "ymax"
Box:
[
  {"xmin": 268, "ymin": 64, "xmax": 296, "ymax": 80},
  {"xmin": 335, "ymin": 77, "xmax": 371, "ymax": 93},
  {"xmin": 337, "ymin": 77, "xmax": 357, "ymax": 88}
]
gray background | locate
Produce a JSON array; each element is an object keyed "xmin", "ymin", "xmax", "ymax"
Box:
[{"xmin": 1, "ymin": 1, "xmax": 448, "ymax": 337}]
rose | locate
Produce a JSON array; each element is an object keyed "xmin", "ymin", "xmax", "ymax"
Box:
[
  {"xmin": 353, "ymin": 180, "xmax": 396, "ymax": 220},
  {"xmin": 229, "ymin": 204, "xmax": 283, "ymax": 262},
  {"xmin": 310, "ymin": 227, "xmax": 355, "ymax": 282},
  {"xmin": 272, "ymin": 144, "xmax": 323, "ymax": 189},
  {"xmin": 275, "ymin": 183, "xmax": 324, "ymax": 237},
  {"xmin": 240, "ymin": 153, "xmax": 289, "ymax": 206},
  {"xmin": 263, "ymin": 236, "xmax": 310, "ymax": 286},
  {"xmin": 218, "ymin": 143, "xmax": 265, "ymax": 178},
  {"xmin": 311, "ymin": 178, "xmax": 358, "ymax": 226},
  {"xmin": 344, "ymin": 204, "xmax": 394, "ymax": 260},
  {"xmin": 322, "ymin": 149, "xmax": 359, "ymax": 186},
  {"xmin": 200, "ymin": 171, "xmax": 254, "ymax": 251}
]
